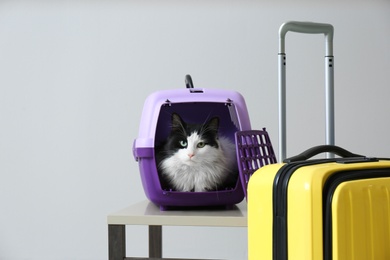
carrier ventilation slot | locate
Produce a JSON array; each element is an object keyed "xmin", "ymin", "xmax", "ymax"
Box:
[{"xmin": 189, "ymin": 89, "xmax": 204, "ymax": 93}]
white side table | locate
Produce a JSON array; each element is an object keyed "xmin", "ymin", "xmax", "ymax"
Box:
[{"xmin": 107, "ymin": 200, "xmax": 247, "ymax": 260}]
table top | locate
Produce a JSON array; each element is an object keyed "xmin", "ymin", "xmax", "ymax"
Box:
[{"xmin": 107, "ymin": 200, "xmax": 247, "ymax": 227}]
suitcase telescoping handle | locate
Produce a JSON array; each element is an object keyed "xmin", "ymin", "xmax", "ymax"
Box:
[
  {"xmin": 279, "ymin": 21, "xmax": 334, "ymax": 55},
  {"xmin": 278, "ymin": 21, "xmax": 335, "ymax": 161},
  {"xmin": 283, "ymin": 145, "xmax": 364, "ymax": 163}
]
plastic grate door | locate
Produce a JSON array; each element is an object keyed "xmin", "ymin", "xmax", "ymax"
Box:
[{"xmin": 235, "ymin": 128, "xmax": 277, "ymax": 198}]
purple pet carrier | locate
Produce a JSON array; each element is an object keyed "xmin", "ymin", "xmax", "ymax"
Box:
[
  {"xmin": 133, "ymin": 76, "xmax": 252, "ymax": 210},
  {"xmin": 235, "ymin": 129, "xmax": 277, "ymax": 198}
]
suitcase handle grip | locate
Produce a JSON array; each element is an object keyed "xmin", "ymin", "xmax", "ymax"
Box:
[
  {"xmin": 279, "ymin": 21, "xmax": 334, "ymax": 55},
  {"xmin": 284, "ymin": 145, "xmax": 364, "ymax": 163}
]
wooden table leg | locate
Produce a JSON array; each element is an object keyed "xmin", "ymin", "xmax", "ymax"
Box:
[
  {"xmin": 109, "ymin": 224, "xmax": 126, "ymax": 260},
  {"xmin": 149, "ymin": 225, "xmax": 162, "ymax": 258}
]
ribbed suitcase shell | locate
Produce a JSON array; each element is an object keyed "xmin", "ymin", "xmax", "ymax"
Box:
[
  {"xmin": 248, "ymin": 159, "xmax": 390, "ymax": 260},
  {"xmin": 331, "ymin": 177, "xmax": 390, "ymax": 259}
]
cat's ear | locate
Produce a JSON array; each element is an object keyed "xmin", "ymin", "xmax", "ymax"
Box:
[
  {"xmin": 206, "ymin": 117, "xmax": 219, "ymax": 133},
  {"xmin": 171, "ymin": 113, "xmax": 185, "ymax": 131}
]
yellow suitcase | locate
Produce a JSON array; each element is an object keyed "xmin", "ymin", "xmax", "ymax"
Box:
[
  {"xmin": 248, "ymin": 145, "xmax": 390, "ymax": 260},
  {"xmin": 246, "ymin": 21, "xmax": 390, "ymax": 260}
]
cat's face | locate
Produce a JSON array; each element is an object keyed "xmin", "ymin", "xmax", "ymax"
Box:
[
  {"xmin": 164, "ymin": 113, "xmax": 220, "ymax": 165},
  {"xmin": 156, "ymin": 113, "xmax": 237, "ymax": 192}
]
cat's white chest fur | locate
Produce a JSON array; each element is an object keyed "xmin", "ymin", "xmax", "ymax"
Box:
[{"xmin": 159, "ymin": 134, "xmax": 236, "ymax": 192}]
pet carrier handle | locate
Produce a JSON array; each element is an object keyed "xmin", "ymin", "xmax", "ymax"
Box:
[
  {"xmin": 278, "ymin": 21, "xmax": 335, "ymax": 161},
  {"xmin": 283, "ymin": 145, "xmax": 364, "ymax": 163},
  {"xmin": 185, "ymin": 74, "xmax": 194, "ymax": 88}
]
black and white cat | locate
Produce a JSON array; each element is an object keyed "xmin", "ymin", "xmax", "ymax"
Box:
[{"xmin": 155, "ymin": 113, "xmax": 238, "ymax": 192}]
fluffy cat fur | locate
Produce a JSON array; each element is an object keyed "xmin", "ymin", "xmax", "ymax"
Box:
[{"xmin": 155, "ymin": 113, "xmax": 238, "ymax": 192}]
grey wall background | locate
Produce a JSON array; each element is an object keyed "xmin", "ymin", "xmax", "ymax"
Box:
[{"xmin": 1, "ymin": 0, "xmax": 389, "ymax": 259}]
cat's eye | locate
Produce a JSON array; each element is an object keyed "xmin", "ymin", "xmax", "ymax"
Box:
[
  {"xmin": 197, "ymin": 142, "xmax": 205, "ymax": 148},
  {"xmin": 179, "ymin": 140, "xmax": 187, "ymax": 147}
]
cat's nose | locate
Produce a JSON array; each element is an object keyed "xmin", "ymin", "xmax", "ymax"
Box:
[{"xmin": 187, "ymin": 153, "xmax": 194, "ymax": 159}]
